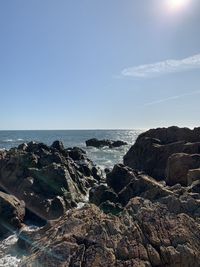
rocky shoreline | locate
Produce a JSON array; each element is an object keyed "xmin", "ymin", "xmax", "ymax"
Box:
[{"xmin": 0, "ymin": 126, "xmax": 200, "ymax": 266}]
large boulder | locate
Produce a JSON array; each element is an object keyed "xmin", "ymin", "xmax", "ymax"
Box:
[
  {"xmin": 86, "ymin": 138, "xmax": 127, "ymax": 148},
  {"xmin": 136, "ymin": 126, "xmax": 200, "ymax": 145},
  {"xmin": 106, "ymin": 164, "xmax": 172, "ymax": 206},
  {"xmin": 0, "ymin": 191, "xmax": 25, "ymax": 238},
  {"xmin": 0, "ymin": 141, "xmax": 102, "ymax": 221},
  {"xmin": 106, "ymin": 164, "xmax": 138, "ymax": 193},
  {"xmin": 124, "ymin": 126, "xmax": 200, "ymax": 180},
  {"xmin": 166, "ymin": 153, "xmax": 200, "ymax": 186}
]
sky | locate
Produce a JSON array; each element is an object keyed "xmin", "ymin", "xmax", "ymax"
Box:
[{"xmin": 0, "ymin": 0, "xmax": 200, "ymax": 130}]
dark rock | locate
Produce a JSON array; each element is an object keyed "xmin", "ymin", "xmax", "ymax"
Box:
[
  {"xmin": 104, "ymin": 168, "xmax": 111, "ymax": 174},
  {"xmin": 0, "ymin": 142, "xmax": 103, "ymax": 221},
  {"xmin": 0, "ymin": 191, "xmax": 25, "ymax": 238},
  {"xmin": 86, "ymin": 138, "xmax": 112, "ymax": 148},
  {"xmin": 51, "ymin": 140, "xmax": 65, "ymax": 151},
  {"xmin": 86, "ymin": 138, "xmax": 127, "ymax": 148},
  {"xmin": 99, "ymin": 201, "xmax": 123, "ymax": 215},
  {"xmin": 67, "ymin": 147, "xmax": 86, "ymax": 161},
  {"xmin": 26, "ymin": 141, "xmax": 50, "ymax": 153},
  {"xmin": 18, "ymin": 143, "xmax": 28, "ymax": 151},
  {"xmin": 118, "ymin": 173, "xmax": 172, "ymax": 206},
  {"xmin": 89, "ymin": 184, "xmax": 118, "ymax": 206},
  {"xmin": 106, "ymin": 164, "xmax": 172, "ymax": 207},
  {"xmin": 106, "ymin": 164, "xmax": 138, "ymax": 193},
  {"xmin": 137, "ymin": 126, "xmax": 200, "ymax": 145},
  {"xmin": 110, "ymin": 140, "xmax": 128, "ymax": 148}
]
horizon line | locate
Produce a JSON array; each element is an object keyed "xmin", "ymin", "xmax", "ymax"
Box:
[{"xmin": 0, "ymin": 128, "xmax": 146, "ymax": 131}]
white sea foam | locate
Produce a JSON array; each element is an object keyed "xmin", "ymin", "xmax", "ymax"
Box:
[
  {"xmin": 3, "ymin": 139, "xmax": 14, "ymax": 143},
  {"xmin": 0, "ymin": 225, "xmax": 41, "ymax": 267},
  {"xmin": 0, "ymin": 234, "xmax": 21, "ymax": 267}
]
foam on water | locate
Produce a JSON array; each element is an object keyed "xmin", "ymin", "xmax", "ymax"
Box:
[{"xmin": 0, "ymin": 234, "xmax": 21, "ymax": 267}]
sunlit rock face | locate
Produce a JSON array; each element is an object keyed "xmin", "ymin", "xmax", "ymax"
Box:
[
  {"xmin": 124, "ymin": 126, "xmax": 200, "ymax": 183},
  {"xmin": 19, "ymin": 201, "xmax": 200, "ymax": 267}
]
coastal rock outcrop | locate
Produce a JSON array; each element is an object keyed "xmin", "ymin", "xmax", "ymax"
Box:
[
  {"xmin": 86, "ymin": 138, "xmax": 128, "ymax": 148},
  {"xmin": 19, "ymin": 200, "xmax": 200, "ymax": 267},
  {"xmin": 124, "ymin": 126, "xmax": 200, "ymax": 182},
  {"xmin": 90, "ymin": 164, "xmax": 173, "ymax": 208},
  {"xmin": 0, "ymin": 141, "xmax": 102, "ymax": 221},
  {"xmin": 1, "ymin": 126, "xmax": 200, "ymax": 266}
]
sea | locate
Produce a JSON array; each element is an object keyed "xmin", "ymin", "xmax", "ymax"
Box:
[
  {"xmin": 0, "ymin": 129, "xmax": 143, "ymax": 266},
  {"xmin": 0, "ymin": 130, "xmax": 143, "ymax": 170}
]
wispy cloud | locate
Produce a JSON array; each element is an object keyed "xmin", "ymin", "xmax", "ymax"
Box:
[
  {"xmin": 144, "ymin": 90, "xmax": 200, "ymax": 106},
  {"xmin": 122, "ymin": 54, "xmax": 200, "ymax": 78}
]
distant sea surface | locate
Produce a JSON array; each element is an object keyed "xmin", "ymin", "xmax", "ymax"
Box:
[{"xmin": 0, "ymin": 130, "xmax": 143, "ymax": 169}]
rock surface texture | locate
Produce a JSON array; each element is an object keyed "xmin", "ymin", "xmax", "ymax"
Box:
[
  {"xmin": 19, "ymin": 201, "xmax": 200, "ymax": 267},
  {"xmin": 124, "ymin": 126, "xmax": 200, "ymax": 183},
  {"xmin": 1, "ymin": 127, "xmax": 200, "ymax": 267},
  {"xmin": 0, "ymin": 141, "xmax": 102, "ymax": 221}
]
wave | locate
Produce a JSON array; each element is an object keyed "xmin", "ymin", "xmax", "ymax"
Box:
[{"xmin": 1, "ymin": 139, "xmax": 24, "ymax": 144}]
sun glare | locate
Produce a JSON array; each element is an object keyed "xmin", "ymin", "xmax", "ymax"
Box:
[{"xmin": 167, "ymin": 0, "xmax": 190, "ymax": 11}]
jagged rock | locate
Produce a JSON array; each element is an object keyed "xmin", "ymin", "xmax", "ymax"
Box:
[
  {"xmin": 106, "ymin": 164, "xmax": 172, "ymax": 206},
  {"xmin": 136, "ymin": 126, "xmax": 200, "ymax": 145},
  {"xmin": 166, "ymin": 153, "xmax": 200, "ymax": 186},
  {"xmin": 67, "ymin": 147, "xmax": 86, "ymax": 161},
  {"xmin": 51, "ymin": 140, "xmax": 65, "ymax": 151},
  {"xmin": 86, "ymin": 138, "xmax": 127, "ymax": 148},
  {"xmin": 19, "ymin": 201, "xmax": 200, "ymax": 267},
  {"xmin": 118, "ymin": 174, "xmax": 172, "ymax": 206},
  {"xmin": 106, "ymin": 164, "xmax": 138, "ymax": 193},
  {"xmin": 124, "ymin": 126, "xmax": 200, "ymax": 180},
  {"xmin": 89, "ymin": 184, "xmax": 118, "ymax": 206},
  {"xmin": 0, "ymin": 141, "xmax": 102, "ymax": 221},
  {"xmin": 0, "ymin": 191, "xmax": 25, "ymax": 238}
]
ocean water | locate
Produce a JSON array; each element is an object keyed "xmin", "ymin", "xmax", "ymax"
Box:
[
  {"xmin": 0, "ymin": 130, "xmax": 143, "ymax": 266},
  {"xmin": 0, "ymin": 130, "xmax": 142, "ymax": 169}
]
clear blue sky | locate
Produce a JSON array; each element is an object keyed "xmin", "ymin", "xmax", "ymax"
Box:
[{"xmin": 1, "ymin": 0, "xmax": 200, "ymax": 130}]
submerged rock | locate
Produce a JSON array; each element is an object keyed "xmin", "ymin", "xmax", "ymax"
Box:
[{"xmin": 86, "ymin": 138, "xmax": 127, "ymax": 148}]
